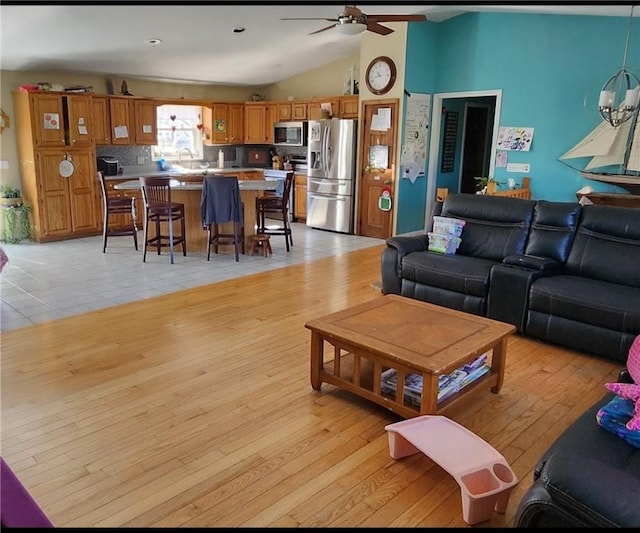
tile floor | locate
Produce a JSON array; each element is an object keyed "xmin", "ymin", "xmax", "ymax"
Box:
[{"xmin": 0, "ymin": 221, "xmax": 384, "ymax": 331}]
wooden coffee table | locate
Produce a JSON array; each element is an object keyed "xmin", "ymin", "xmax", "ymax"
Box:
[{"xmin": 305, "ymin": 294, "xmax": 515, "ymax": 418}]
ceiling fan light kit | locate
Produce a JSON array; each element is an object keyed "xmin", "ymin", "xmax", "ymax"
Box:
[{"xmin": 336, "ymin": 20, "xmax": 367, "ymax": 35}]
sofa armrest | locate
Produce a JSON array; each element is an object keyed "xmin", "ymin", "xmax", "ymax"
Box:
[
  {"xmin": 385, "ymin": 235, "xmax": 430, "ymax": 256},
  {"xmin": 539, "ymin": 451, "xmax": 640, "ymax": 527},
  {"xmin": 503, "ymin": 254, "xmax": 561, "ymax": 273},
  {"xmin": 381, "ymin": 235, "xmax": 429, "ymax": 295}
]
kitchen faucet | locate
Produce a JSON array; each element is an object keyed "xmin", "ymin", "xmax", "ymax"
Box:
[{"xmin": 177, "ymin": 147, "xmax": 194, "ymax": 165}]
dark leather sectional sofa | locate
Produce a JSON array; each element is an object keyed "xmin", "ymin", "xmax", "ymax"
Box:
[
  {"xmin": 514, "ymin": 367, "xmax": 640, "ymax": 528},
  {"xmin": 381, "ymin": 193, "xmax": 640, "ymax": 362}
]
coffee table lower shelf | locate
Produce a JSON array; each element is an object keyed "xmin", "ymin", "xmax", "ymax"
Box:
[{"xmin": 315, "ymin": 348, "xmax": 500, "ymax": 419}]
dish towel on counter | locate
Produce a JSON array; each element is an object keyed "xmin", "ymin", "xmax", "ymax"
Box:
[{"xmin": 200, "ymin": 175, "xmax": 243, "ymax": 228}]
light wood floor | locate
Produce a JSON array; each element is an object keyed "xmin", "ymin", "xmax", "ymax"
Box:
[{"xmin": 1, "ymin": 244, "xmax": 621, "ymax": 527}]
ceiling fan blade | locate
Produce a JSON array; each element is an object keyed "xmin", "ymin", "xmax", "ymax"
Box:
[
  {"xmin": 367, "ymin": 14, "xmax": 427, "ymax": 22},
  {"xmin": 280, "ymin": 17, "xmax": 338, "ymax": 22},
  {"xmin": 365, "ymin": 21, "xmax": 394, "ymax": 36},
  {"xmin": 309, "ymin": 23, "xmax": 338, "ymax": 35}
]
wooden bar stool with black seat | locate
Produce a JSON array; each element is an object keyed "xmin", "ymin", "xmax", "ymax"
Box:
[
  {"xmin": 96, "ymin": 171, "xmax": 138, "ymax": 253},
  {"xmin": 200, "ymin": 175, "xmax": 245, "ymax": 262},
  {"xmin": 255, "ymin": 170, "xmax": 294, "ymax": 252},
  {"xmin": 140, "ymin": 176, "xmax": 187, "ymax": 264}
]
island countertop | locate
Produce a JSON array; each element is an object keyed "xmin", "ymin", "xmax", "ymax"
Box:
[
  {"xmin": 114, "ymin": 176, "xmax": 278, "ymax": 253},
  {"xmin": 105, "ymin": 167, "xmax": 268, "ymax": 181}
]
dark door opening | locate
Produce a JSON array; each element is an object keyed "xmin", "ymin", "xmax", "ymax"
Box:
[{"xmin": 460, "ymin": 105, "xmax": 492, "ymax": 194}]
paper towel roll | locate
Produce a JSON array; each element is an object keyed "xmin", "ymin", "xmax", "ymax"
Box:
[{"xmin": 218, "ymin": 149, "xmax": 224, "ymax": 169}]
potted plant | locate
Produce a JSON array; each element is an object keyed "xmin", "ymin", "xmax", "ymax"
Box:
[
  {"xmin": 1, "ymin": 186, "xmax": 23, "ymax": 207},
  {"xmin": 473, "ymin": 177, "xmax": 504, "ymax": 194},
  {"xmin": 1, "ymin": 186, "xmax": 31, "ymax": 243}
]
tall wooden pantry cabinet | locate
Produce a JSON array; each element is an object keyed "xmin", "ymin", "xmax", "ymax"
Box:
[{"xmin": 13, "ymin": 91, "xmax": 101, "ymax": 241}]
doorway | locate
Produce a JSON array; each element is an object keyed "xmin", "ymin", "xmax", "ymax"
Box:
[
  {"xmin": 460, "ymin": 104, "xmax": 493, "ymax": 193},
  {"xmin": 425, "ymin": 90, "xmax": 502, "ymax": 227}
]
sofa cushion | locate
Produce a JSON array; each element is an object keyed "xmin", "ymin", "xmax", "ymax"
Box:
[
  {"xmin": 525, "ymin": 200, "xmax": 582, "ymax": 262},
  {"xmin": 565, "ymin": 204, "xmax": 640, "ymax": 287},
  {"xmin": 401, "ymin": 252, "xmax": 497, "ymax": 297},
  {"xmin": 529, "ymin": 275, "xmax": 640, "ymax": 334},
  {"xmin": 441, "ymin": 194, "xmax": 535, "ymax": 261}
]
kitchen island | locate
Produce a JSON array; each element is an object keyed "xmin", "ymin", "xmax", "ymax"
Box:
[{"xmin": 114, "ymin": 176, "xmax": 277, "ymax": 252}]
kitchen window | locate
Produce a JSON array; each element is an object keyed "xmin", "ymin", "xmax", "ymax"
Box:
[{"xmin": 152, "ymin": 104, "xmax": 203, "ymax": 161}]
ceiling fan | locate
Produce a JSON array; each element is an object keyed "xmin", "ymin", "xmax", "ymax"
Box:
[{"xmin": 281, "ymin": 4, "xmax": 427, "ymax": 36}]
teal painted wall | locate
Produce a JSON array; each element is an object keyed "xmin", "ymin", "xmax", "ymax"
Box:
[
  {"xmin": 397, "ymin": 22, "xmax": 438, "ymax": 234},
  {"xmin": 398, "ymin": 12, "xmax": 639, "ymax": 233}
]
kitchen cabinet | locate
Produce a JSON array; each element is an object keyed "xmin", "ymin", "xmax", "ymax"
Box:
[
  {"xmin": 34, "ymin": 149, "xmax": 100, "ymax": 240},
  {"xmin": 307, "ymin": 97, "xmax": 340, "ymax": 120},
  {"xmin": 13, "ymin": 90, "xmax": 101, "ymax": 242},
  {"xmin": 207, "ymin": 102, "xmax": 244, "ymax": 144},
  {"xmin": 133, "ymin": 99, "xmax": 158, "ymax": 145},
  {"xmin": 276, "ymin": 102, "xmax": 293, "ymax": 121},
  {"xmin": 92, "ymin": 96, "xmax": 111, "ymax": 145},
  {"xmin": 244, "ymin": 102, "xmax": 275, "ymax": 144},
  {"xmin": 109, "ymin": 96, "xmax": 133, "ymax": 145},
  {"xmin": 26, "ymin": 92, "xmax": 94, "ymax": 148},
  {"xmin": 339, "ymin": 96, "xmax": 359, "ymax": 119},
  {"xmin": 292, "ymin": 101, "xmax": 307, "ymax": 120},
  {"xmin": 265, "ymin": 103, "xmax": 276, "ymax": 144},
  {"xmin": 294, "ymin": 173, "xmax": 307, "ymax": 221}
]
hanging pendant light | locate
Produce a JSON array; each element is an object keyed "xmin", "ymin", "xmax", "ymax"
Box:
[{"xmin": 599, "ymin": 5, "xmax": 640, "ymax": 128}]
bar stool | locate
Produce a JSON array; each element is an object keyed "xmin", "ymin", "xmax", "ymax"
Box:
[
  {"xmin": 96, "ymin": 171, "xmax": 138, "ymax": 253},
  {"xmin": 255, "ymin": 170, "xmax": 294, "ymax": 252},
  {"xmin": 200, "ymin": 175, "xmax": 244, "ymax": 262},
  {"xmin": 140, "ymin": 176, "xmax": 186, "ymax": 264}
]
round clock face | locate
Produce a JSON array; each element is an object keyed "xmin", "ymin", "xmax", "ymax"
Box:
[{"xmin": 366, "ymin": 56, "xmax": 396, "ymax": 95}]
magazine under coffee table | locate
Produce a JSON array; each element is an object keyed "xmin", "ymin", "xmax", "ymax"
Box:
[{"xmin": 305, "ymin": 294, "xmax": 515, "ymax": 418}]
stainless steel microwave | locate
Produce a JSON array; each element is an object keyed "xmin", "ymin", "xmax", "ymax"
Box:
[{"xmin": 274, "ymin": 121, "xmax": 308, "ymax": 147}]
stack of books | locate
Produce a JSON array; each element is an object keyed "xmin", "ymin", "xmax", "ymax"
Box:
[{"xmin": 381, "ymin": 353, "xmax": 490, "ymax": 406}]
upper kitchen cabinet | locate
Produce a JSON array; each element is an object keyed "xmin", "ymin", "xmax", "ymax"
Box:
[
  {"xmin": 307, "ymin": 97, "xmax": 340, "ymax": 120},
  {"xmin": 292, "ymin": 101, "xmax": 307, "ymax": 120},
  {"xmin": 133, "ymin": 99, "xmax": 158, "ymax": 145},
  {"xmin": 276, "ymin": 102, "xmax": 293, "ymax": 122},
  {"xmin": 265, "ymin": 103, "xmax": 276, "ymax": 144},
  {"xmin": 92, "ymin": 96, "xmax": 111, "ymax": 145},
  {"xmin": 339, "ymin": 96, "xmax": 359, "ymax": 119},
  {"xmin": 205, "ymin": 102, "xmax": 244, "ymax": 144},
  {"xmin": 244, "ymin": 102, "xmax": 275, "ymax": 144},
  {"xmin": 18, "ymin": 92, "xmax": 94, "ymax": 148},
  {"xmin": 109, "ymin": 96, "xmax": 133, "ymax": 145}
]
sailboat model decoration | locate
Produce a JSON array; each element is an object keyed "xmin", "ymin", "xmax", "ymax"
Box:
[{"xmin": 560, "ymin": 5, "xmax": 640, "ymax": 194}]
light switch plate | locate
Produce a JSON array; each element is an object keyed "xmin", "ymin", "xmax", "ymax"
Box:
[
  {"xmin": 0, "ymin": 160, "xmax": 9, "ymax": 170},
  {"xmin": 506, "ymin": 162, "xmax": 530, "ymax": 173},
  {"xmin": 137, "ymin": 156, "xmax": 146, "ymax": 165}
]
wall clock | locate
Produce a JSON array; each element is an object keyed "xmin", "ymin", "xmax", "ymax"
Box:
[{"xmin": 365, "ymin": 56, "xmax": 397, "ymax": 95}]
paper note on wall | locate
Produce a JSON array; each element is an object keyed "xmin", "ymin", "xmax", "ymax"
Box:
[
  {"xmin": 371, "ymin": 108, "xmax": 391, "ymax": 131},
  {"xmin": 114, "ymin": 125, "xmax": 129, "ymax": 139}
]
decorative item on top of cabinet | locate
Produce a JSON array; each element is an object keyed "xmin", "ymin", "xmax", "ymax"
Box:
[
  {"xmin": 109, "ymin": 96, "xmax": 132, "ymax": 145},
  {"xmin": 133, "ymin": 99, "xmax": 157, "ymax": 145}
]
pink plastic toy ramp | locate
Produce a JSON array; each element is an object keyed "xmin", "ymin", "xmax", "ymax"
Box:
[{"xmin": 385, "ymin": 415, "xmax": 518, "ymax": 525}]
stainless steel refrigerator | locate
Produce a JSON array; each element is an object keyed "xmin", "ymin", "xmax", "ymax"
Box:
[{"xmin": 306, "ymin": 118, "xmax": 357, "ymax": 234}]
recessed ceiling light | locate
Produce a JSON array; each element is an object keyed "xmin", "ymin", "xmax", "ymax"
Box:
[
  {"xmin": 233, "ymin": 27, "xmax": 245, "ymax": 33},
  {"xmin": 147, "ymin": 38, "xmax": 162, "ymax": 45}
]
